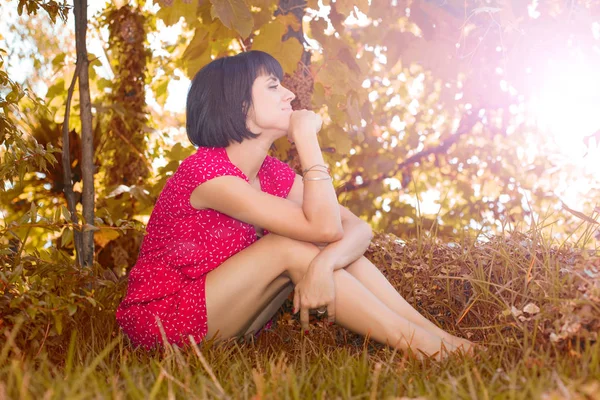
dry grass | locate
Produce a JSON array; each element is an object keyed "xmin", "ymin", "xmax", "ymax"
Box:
[{"xmin": 1, "ymin": 229, "xmax": 599, "ymax": 399}]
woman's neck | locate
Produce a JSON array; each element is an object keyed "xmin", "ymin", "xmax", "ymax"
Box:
[{"xmin": 224, "ymin": 139, "xmax": 272, "ymax": 183}]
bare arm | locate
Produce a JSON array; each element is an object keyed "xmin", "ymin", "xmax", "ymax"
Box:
[
  {"xmin": 291, "ymin": 111, "xmax": 343, "ymax": 239},
  {"xmin": 191, "ymin": 176, "xmax": 342, "ymax": 243},
  {"xmin": 189, "ymin": 111, "xmax": 343, "ymax": 243},
  {"xmin": 287, "ymin": 173, "xmax": 373, "ymax": 327},
  {"xmin": 286, "ymin": 174, "xmax": 373, "ymax": 270},
  {"xmin": 313, "ymin": 214, "xmax": 373, "ymax": 272}
]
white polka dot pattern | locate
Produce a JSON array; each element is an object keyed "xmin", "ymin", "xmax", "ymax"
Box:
[{"xmin": 115, "ymin": 146, "xmax": 296, "ymax": 350}]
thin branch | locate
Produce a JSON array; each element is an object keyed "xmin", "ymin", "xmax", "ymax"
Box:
[
  {"xmin": 336, "ymin": 112, "xmax": 480, "ymax": 195},
  {"xmin": 62, "ymin": 61, "xmax": 84, "ymax": 268}
]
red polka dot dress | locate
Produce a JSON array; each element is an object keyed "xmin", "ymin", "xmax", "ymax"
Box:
[{"xmin": 116, "ymin": 146, "xmax": 296, "ymax": 350}]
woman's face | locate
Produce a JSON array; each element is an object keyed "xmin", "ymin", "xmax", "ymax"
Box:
[{"xmin": 246, "ymin": 73, "xmax": 295, "ymax": 135}]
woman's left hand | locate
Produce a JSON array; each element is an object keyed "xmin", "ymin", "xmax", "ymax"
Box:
[{"xmin": 293, "ymin": 261, "xmax": 336, "ymax": 333}]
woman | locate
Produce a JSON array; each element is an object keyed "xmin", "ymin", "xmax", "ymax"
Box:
[{"xmin": 116, "ymin": 50, "xmax": 477, "ymax": 361}]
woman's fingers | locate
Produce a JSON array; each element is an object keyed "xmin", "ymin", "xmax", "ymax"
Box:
[
  {"xmin": 294, "ymin": 287, "xmax": 310, "ymax": 333},
  {"xmin": 294, "ymin": 276, "xmax": 336, "ymax": 332},
  {"xmin": 300, "ymin": 306, "xmax": 310, "ymax": 333},
  {"xmin": 327, "ymin": 301, "xmax": 336, "ymax": 324},
  {"xmin": 293, "ymin": 289, "xmax": 299, "ymax": 314}
]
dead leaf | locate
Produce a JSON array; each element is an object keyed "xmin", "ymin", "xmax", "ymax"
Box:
[
  {"xmin": 523, "ymin": 303, "xmax": 540, "ymax": 314},
  {"xmin": 562, "ymin": 203, "xmax": 599, "ymax": 224},
  {"xmin": 511, "ymin": 305, "xmax": 523, "ymax": 318}
]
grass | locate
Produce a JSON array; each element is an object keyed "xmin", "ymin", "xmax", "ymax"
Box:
[
  {"xmin": 2, "ymin": 325, "xmax": 599, "ymax": 399},
  {"xmin": 1, "ymin": 226, "xmax": 599, "ymax": 399}
]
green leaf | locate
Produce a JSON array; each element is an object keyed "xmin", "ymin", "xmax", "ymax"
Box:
[
  {"xmin": 97, "ymin": 78, "xmax": 112, "ymax": 92},
  {"xmin": 312, "ymin": 82, "xmax": 326, "ymax": 108},
  {"xmin": 8, "ymin": 265, "xmax": 23, "ymax": 284},
  {"xmin": 54, "ymin": 312, "xmax": 63, "ymax": 335},
  {"xmin": 156, "ymin": 0, "xmax": 198, "ymax": 26},
  {"xmin": 182, "ymin": 27, "xmax": 212, "ymax": 78},
  {"xmin": 210, "ymin": 0, "xmax": 253, "ymax": 38},
  {"xmin": 62, "ymin": 228, "xmax": 73, "ymax": 247},
  {"xmin": 316, "ymin": 59, "xmax": 351, "ymax": 93},
  {"xmin": 94, "ymin": 228, "xmax": 120, "ymax": 248},
  {"xmin": 252, "ymin": 18, "xmax": 304, "ymax": 75},
  {"xmin": 61, "ymin": 205, "xmax": 71, "ymax": 222},
  {"xmin": 252, "ymin": 0, "xmax": 276, "ymax": 31},
  {"xmin": 83, "ymin": 224, "xmax": 100, "ymax": 232},
  {"xmin": 183, "ymin": 28, "xmax": 209, "ymax": 60},
  {"xmin": 309, "ymin": 18, "xmax": 328, "ymax": 44},
  {"xmin": 325, "ymin": 124, "xmax": 353, "ymax": 155},
  {"xmin": 85, "ymin": 297, "xmax": 97, "ymax": 307},
  {"xmin": 18, "ymin": 211, "xmax": 30, "ymax": 224},
  {"xmin": 30, "ymin": 202, "xmax": 37, "ymax": 223},
  {"xmin": 53, "ymin": 206, "xmax": 61, "ymax": 224},
  {"xmin": 26, "ymin": 307, "xmax": 37, "ymax": 320},
  {"xmin": 307, "ymin": 0, "xmax": 319, "ymax": 10},
  {"xmin": 335, "ymin": 0, "xmax": 369, "ymax": 15},
  {"xmin": 67, "ymin": 304, "xmax": 78, "ymax": 317},
  {"xmin": 52, "ymin": 53, "xmax": 66, "ymax": 69},
  {"xmin": 154, "ymin": 78, "xmax": 170, "ymax": 106}
]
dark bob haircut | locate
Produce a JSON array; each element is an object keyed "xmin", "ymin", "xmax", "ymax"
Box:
[{"xmin": 186, "ymin": 50, "xmax": 284, "ymax": 148}]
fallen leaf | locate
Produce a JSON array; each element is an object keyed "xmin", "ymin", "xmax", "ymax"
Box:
[
  {"xmin": 523, "ymin": 303, "xmax": 540, "ymax": 314},
  {"xmin": 511, "ymin": 305, "xmax": 523, "ymax": 318}
]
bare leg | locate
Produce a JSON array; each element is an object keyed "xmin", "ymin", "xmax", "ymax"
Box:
[
  {"xmin": 344, "ymin": 256, "xmax": 476, "ymax": 352},
  {"xmin": 205, "ymin": 234, "xmax": 318, "ymax": 340},
  {"xmin": 205, "ymin": 234, "xmax": 459, "ymax": 360},
  {"xmin": 241, "ymin": 281, "xmax": 293, "ymax": 336},
  {"xmin": 241, "ymin": 254, "xmax": 474, "ymax": 353},
  {"xmin": 287, "ymin": 266, "xmax": 458, "ymax": 360}
]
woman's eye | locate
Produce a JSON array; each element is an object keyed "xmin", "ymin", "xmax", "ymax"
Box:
[{"xmin": 269, "ymin": 85, "xmax": 279, "ymax": 89}]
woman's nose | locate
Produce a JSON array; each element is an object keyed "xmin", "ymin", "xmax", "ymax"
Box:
[{"xmin": 284, "ymin": 87, "xmax": 296, "ymax": 102}]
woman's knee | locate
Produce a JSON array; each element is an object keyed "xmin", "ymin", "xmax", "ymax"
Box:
[
  {"xmin": 263, "ymin": 233, "xmax": 321, "ymax": 276},
  {"xmin": 263, "ymin": 233, "xmax": 320, "ymax": 257}
]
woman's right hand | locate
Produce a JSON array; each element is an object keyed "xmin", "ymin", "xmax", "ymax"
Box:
[
  {"xmin": 293, "ymin": 258, "xmax": 336, "ymax": 333},
  {"xmin": 288, "ymin": 110, "xmax": 322, "ymax": 143}
]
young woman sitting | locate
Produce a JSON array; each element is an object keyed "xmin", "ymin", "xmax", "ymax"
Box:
[{"xmin": 116, "ymin": 50, "xmax": 478, "ymax": 361}]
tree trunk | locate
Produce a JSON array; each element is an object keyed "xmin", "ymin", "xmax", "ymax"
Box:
[{"xmin": 74, "ymin": 0, "xmax": 95, "ymax": 267}]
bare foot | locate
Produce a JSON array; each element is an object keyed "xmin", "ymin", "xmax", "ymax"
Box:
[
  {"xmin": 444, "ymin": 335, "xmax": 486, "ymax": 357},
  {"xmin": 412, "ymin": 336, "xmax": 461, "ymax": 362},
  {"xmin": 410, "ymin": 334, "xmax": 484, "ymax": 362}
]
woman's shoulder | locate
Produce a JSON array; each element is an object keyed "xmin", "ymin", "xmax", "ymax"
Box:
[
  {"xmin": 175, "ymin": 146, "xmax": 245, "ymax": 188},
  {"xmin": 181, "ymin": 146, "xmax": 222, "ymax": 165},
  {"xmin": 177, "ymin": 146, "xmax": 229, "ymax": 174},
  {"xmin": 149, "ymin": 148, "xmax": 229, "ymax": 217}
]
